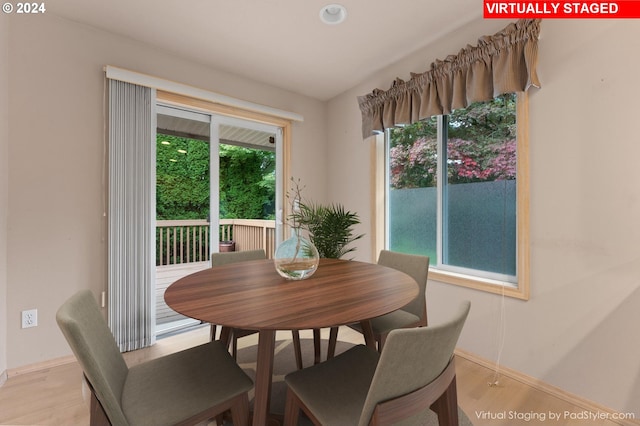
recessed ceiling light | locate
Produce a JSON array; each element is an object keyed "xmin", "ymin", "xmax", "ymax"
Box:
[
  {"xmin": 177, "ymin": 149, "xmax": 187, "ymax": 154},
  {"xmin": 320, "ymin": 4, "xmax": 347, "ymax": 25},
  {"xmin": 161, "ymin": 141, "xmax": 171, "ymax": 145}
]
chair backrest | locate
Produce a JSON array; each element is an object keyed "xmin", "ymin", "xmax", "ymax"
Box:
[
  {"xmin": 56, "ymin": 290, "xmax": 130, "ymax": 426},
  {"xmin": 211, "ymin": 249, "xmax": 266, "ymax": 266},
  {"xmin": 358, "ymin": 301, "xmax": 471, "ymax": 426},
  {"xmin": 377, "ymin": 250, "xmax": 430, "ymax": 324}
]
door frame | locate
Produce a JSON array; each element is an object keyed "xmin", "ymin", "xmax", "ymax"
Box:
[
  {"xmin": 212, "ymin": 115, "xmax": 283, "ymax": 251},
  {"xmin": 156, "ymin": 90, "xmax": 292, "ymax": 246}
]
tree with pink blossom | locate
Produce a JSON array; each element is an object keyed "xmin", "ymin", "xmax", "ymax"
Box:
[{"xmin": 389, "ymin": 94, "xmax": 516, "ymax": 189}]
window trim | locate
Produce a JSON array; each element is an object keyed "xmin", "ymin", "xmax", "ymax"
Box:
[
  {"xmin": 372, "ymin": 92, "xmax": 530, "ymax": 300},
  {"xmin": 106, "ymin": 65, "xmax": 303, "ymax": 123}
]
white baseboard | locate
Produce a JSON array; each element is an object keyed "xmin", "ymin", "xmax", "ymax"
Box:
[
  {"xmin": 455, "ymin": 348, "xmax": 640, "ymax": 426},
  {"xmin": 7, "ymin": 354, "xmax": 76, "ymax": 378}
]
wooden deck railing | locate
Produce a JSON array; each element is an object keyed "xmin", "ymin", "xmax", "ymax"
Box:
[
  {"xmin": 221, "ymin": 219, "xmax": 276, "ymax": 258},
  {"xmin": 155, "ymin": 218, "xmax": 276, "ymax": 329},
  {"xmin": 156, "ymin": 218, "xmax": 276, "ymax": 265}
]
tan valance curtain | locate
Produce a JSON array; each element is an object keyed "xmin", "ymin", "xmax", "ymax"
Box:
[{"xmin": 358, "ymin": 19, "xmax": 541, "ymax": 139}]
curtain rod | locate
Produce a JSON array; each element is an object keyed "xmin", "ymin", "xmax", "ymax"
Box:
[{"xmin": 104, "ymin": 65, "xmax": 304, "ymax": 123}]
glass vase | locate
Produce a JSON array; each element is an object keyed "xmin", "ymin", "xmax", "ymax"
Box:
[{"xmin": 274, "ymin": 229, "xmax": 320, "ymax": 280}]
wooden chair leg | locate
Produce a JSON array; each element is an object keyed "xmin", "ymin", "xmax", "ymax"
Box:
[
  {"xmin": 283, "ymin": 389, "xmax": 301, "ymax": 426},
  {"xmin": 214, "ymin": 413, "xmax": 225, "ymax": 425},
  {"xmin": 232, "ymin": 335, "xmax": 239, "ymax": 360},
  {"xmin": 229, "ymin": 393, "xmax": 250, "ymax": 426},
  {"xmin": 292, "ymin": 330, "xmax": 303, "ymax": 370},
  {"xmin": 313, "ymin": 328, "xmax": 321, "ymax": 365},
  {"xmin": 88, "ymin": 384, "xmax": 110, "ymax": 426},
  {"xmin": 431, "ymin": 377, "xmax": 459, "ymax": 426},
  {"xmin": 210, "ymin": 324, "xmax": 217, "ymax": 341},
  {"xmin": 219, "ymin": 326, "xmax": 232, "ymax": 349},
  {"xmin": 377, "ymin": 333, "xmax": 388, "ymax": 354},
  {"xmin": 327, "ymin": 326, "xmax": 338, "ymax": 359}
]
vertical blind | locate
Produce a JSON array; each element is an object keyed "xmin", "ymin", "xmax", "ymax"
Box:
[{"xmin": 108, "ymin": 79, "xmax": 156, "ymax": 352}]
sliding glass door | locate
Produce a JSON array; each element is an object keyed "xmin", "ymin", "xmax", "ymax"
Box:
[{"xmin": 155, "ymin": 104, "xmax": 282, "ymax": 335}]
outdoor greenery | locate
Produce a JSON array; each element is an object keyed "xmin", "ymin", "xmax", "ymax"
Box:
[
  {"xmin": 156, "ymin": 135, "xmax": 209, "ymax": 220},
  {"xmin": 389, "ymin": 93, "xmax": 516, "ymax": 189},
  {"xmin": 219, "ymin": 144, "xmax": 276, "ymax": 220},
  {"xmin": 156, "ymin": 134, "xmax": 276, "ymax": 220}
]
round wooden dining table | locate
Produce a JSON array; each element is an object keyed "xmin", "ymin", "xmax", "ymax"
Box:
[{"xmin": 165, "ymin": 257, "xmax": 418, "ymax": 426}]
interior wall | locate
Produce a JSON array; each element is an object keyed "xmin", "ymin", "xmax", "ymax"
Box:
[
  {"xmin": 5, "ymin": 13, "xmax": 327, "ymax": 369},
  {"xmin": 6, "ymin": 10, "xmax": 639, "ymax": 418},
  {"xmin": 327, "ymin": 19, "xmax": 640, "ymax": 416},
  {"xmin": 0, "ymin": 12, "xmax": 9, "ymax": 380}
]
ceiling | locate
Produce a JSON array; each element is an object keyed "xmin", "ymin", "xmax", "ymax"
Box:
[
  {"xmin": 157, "ymin": 112, "xmax": 276, "ymax": 151},
  {"xmin": 49, "ymin": 0, "xmax": 484, "ymax": 101}
]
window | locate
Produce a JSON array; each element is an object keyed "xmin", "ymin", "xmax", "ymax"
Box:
[{"xmin": 380, "ymin": 93, "xmax": 529, "ymax": 299}]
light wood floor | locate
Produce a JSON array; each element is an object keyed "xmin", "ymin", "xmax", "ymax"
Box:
[{"xmin": 0, "ymin": 326, "xmax": 632, "ymax": 426}]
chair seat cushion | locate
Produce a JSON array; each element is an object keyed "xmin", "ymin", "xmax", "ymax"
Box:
[
  {"xmin": 285, "ymin": 345, "xmax": 379, "ymax": 425},
  {"xmin": 350, "ymin": 309, "xmax": 421, "ymax": 336},
  {"xmin": 122, "ymin": 341, "xmax": 253, "ymax": 426}
]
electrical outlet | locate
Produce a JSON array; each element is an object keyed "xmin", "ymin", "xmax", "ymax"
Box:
[{"xmin": 21, "ymin": 309, "xmax": 38, "ymax": 329}]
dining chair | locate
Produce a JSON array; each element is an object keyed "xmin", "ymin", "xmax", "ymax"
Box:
[
  {"xmin": 209, "ymin": 249, "xmax": 268, "ymax": 345},
  {"xmin": 327, "ymin": 250, "xmax": 430, "ymax": 357},
  {"xmin": 283, "ymin": 300, "xmax": 470, "ymax": 426},
  {"xmin": 56, "ymin": 290, "xmax": 253, "ymax": 426},
  {"xmin": 210, "ymin": 249, "xmax": 306, "ymax": 370}
]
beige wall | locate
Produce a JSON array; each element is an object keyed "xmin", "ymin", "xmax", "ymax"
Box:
[
  {"xmin": 328, "ymin": 19, "xmax": 640, "ymax": 416},
  {"xmin": 5, "ymin": 13, "xmax": 327, "ymax": 368},
  {"xmin": 5, "ymin": 11, "xmax": 640, "ymax": 417},
  {"xmin": 0, "ymin": 12, "xmax": 9, "ymax": 379}
]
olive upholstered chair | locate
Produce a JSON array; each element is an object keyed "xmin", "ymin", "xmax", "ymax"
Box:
[
  {"xmin": 209, "ymin": 249, "xmax": 268, "ymax": 354},
  {"xmin": 328, "ymin": 250, "xmax": 430, "ymax": 357},
  {"xmin": 284, "ymin": 301, "xmax": 470, "ymax": 426},
  {"xmin": 56, "ymin": 290, "xmax": 253, "ymax": 426}
]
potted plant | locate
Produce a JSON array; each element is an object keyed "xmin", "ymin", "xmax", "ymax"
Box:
[{"xmin": 292, "ymin": 201, "xmax": 364, "ymax": 259}]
